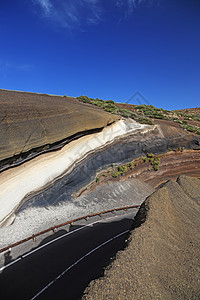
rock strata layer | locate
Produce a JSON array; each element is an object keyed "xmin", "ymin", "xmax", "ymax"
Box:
[
  {"xmin": 83, "ymin": 176, "xmax": 200, "ymax": 299},
  {"xmin": 0, "ymin": 118, "xmax": 149, "ymax": 226},
  {"xmin": 0, "ymin": 89, "xmax": 118, "ymax": 163}
]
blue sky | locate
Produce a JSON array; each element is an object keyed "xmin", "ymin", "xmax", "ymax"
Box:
[{"xmin": 0, "ymin": 0, "xmax": 199, "ymax": 110}]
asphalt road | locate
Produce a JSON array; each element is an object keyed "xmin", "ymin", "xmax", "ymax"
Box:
[{"xmin": 0, "ymin": 213, "xmax": 136, "ymax": 300}]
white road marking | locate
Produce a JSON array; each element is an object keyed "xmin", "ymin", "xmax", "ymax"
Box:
[
  {"xmin": 0, "ymin": 212, "xmax": 136, "ymax": 272},
  {"xmin": 31, "ymin": 229, "xmax": 129, "ymax": 300},
  {"xmin": 0, "ymin": 257, "xmax": 21, "ymax": 272}
]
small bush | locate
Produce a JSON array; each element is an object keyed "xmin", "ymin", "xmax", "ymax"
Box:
[
  {"xmin": 118, "ymin": 165, "xmax": 128, "ymax": 174},
  {"xmin": 112, "ymin": 171, "xmax": 121, "ymax": 178},
  {"xmin": 182, "ymin": 124, "xmax": 200, "ymax": 135},
  {"xmin": 106, "ymin": 100, "xmax": 115, "ymax": 104},
  {"xmin": 129, "ymin": 162, "xmax": 133, "ymax": 169},
  {"xmin": 77, "ymin": 95, "xmax": 92, "ymax": 103},
  {"xmin": 147, "ymin": 152, "xmax": 154, "ymax": 158},
  {"xmin": 118, "ymin": 166, "xmax": 123, "ymax": 172},
  {"xmin": 153, "ymin": 164, "xmax": 159, "ymax": 171}
]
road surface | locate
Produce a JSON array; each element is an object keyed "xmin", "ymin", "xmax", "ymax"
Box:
[{"xmin": 0, "ymin": 212, "xmax": 137, "ymax": 299}]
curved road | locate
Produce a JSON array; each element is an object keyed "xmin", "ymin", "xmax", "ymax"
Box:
[{"xmin": 0, "ymin": 212, "xmax": 137, "ymax": 299}]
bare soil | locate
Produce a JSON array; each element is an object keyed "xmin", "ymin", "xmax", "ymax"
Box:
[
  {"xmin": 80, "ymin": 150, "xmax": 200, "ymax": 196},
  {"xmin": 83, "ymin": 175, "xmax": 200, "ymax": 299}
]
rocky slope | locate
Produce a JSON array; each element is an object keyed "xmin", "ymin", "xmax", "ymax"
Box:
[
  {"xmin": 0, "ymin": 89, "xmax": 200, "ymax": 244},
  {"xmin": 0, "ymin": 90, "xmax": 200, "ymax": 298},
  {"xmin": 83, "ymin": 176, "xmax": 200, "ymax": 299}
]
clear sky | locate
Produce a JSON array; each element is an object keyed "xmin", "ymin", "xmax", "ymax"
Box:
[{"xmin": 0, "ymin": 0, "xmax": 199, "ymax": 110}]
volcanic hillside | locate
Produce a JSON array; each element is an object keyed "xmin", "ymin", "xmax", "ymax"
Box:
[
  {"xmin": 84, "ymin": 175, "xmax": 200, "ymax": 299},
  {"xmin": 0, "ymin": 90, "xmax": 200, "ymax": 232},
  {"xmin": 0, "ymin": 90, "xmax": 200, "ymax": 299}
]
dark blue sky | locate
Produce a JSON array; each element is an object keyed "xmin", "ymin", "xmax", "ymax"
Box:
[{"xmin": 0, "ymin": 0, "xmax": 199, "ymax": 109}]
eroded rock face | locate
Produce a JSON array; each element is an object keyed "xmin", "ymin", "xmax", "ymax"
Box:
[
  {"xmin": 0, "ymin": 119, "xmax": 150, "ymax": 227},
  {"xmin": 83, "ymin": 176, "xmax": 200, "ymax": 299},
  {"xmin": 0, "ymin": 89, "xmax": 119, "ymax": 164},
  {"xmin": 16, "ymin": 125, "xmax": 200, "ymax": 214},
  {"xmin": 0, "ymin": 89, "xmax": 200, "ymax": 232}
]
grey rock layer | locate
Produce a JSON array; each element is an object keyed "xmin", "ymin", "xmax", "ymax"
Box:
[
  {"xmin": 0, "ymin": 179, "xmax": 154, "ymax": 247},
  {"xmin": 18, "ymin": 125, "xmax": 200, "ymax": 213}
]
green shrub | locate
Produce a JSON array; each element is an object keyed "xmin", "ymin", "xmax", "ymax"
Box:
[
  {"xmin": 77, "ymin": 95, "xmax": 156, "ymax": 125},
  {"xmin": 196, "ymin": 129, "xmax": 200, "ymax": 134},
  {"xmin": 153, "ymin": 164, "xmax": 159, "ymax": 171},
  {"xmin": 134, "ymin": 104, "xmax": 166, "ymax": 120},
  {"xmin": 106, "ymin": 100, "xmax": 115, "ymax": 104},
  {"xmin": 118, "ymin": 165, "xmax": 128, "ymax": 173},
  {"xmin": 154, "ymin": 156, "xmax": 160, "ymax": 161},
  {"xmin": 147, "ymin": 152, "xmax": 154, "ymax": 158},
  {"xmin": 77, "ymin": 95, "xmax": 92, "ymax": 103},
  {"xmin": 118, "ymin": 166, "xmax": 123, "ymax": 172},
  {"xmin": 174, "ymin": 119, "xmax": 182, "ymax": 124},
  {"xmin": 129, "ymin": 162, "xmax": 133, "ymax": 169},
  {"xmin": 96, "ymin": 98, "xmax": 106, "ymax": 103},
  {"xmin": 149, "ymin": 158, "xmax": 154, "ymax": 165},
  {"xmin": 112, "ymin": 171, "xmax": 121, "ymax": 178},
  {"xmin": 122, "ymin": 165, "xmax": 128, "ymax": 173},
  {"xmin": 96, "ymin": 177, "xmax": 100, "ymax": 183},
  {"xmin": 118, "ymin": 108, "xmax": 132, "ymax": 118},
  {"xmin": 182, "ymin": 124, "xmax": 200, "ymax": 134},
  {"xmin": 136, "ymin": 116, "xmax": 155, "ymax": 125},
  {"xmin": 104, "ymin": 107, "xmax": 119, "ymax": 114}
]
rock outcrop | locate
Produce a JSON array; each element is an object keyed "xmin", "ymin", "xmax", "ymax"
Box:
[
  {"xmin": 83, "ymin": 176, "xmax": 200, "ymax": 299},
  {"xmin": 0, "ymin": 89, "xmax": 200, "ymax": 237},
  {"xmin": 0, "ymin": 89, "xmax": 119, "ymax": 165},
  {"xmin": 0, "ymin": 116, "xmax": 153, "ymax": 227}
]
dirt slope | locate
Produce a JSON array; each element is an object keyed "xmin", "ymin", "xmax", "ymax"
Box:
[
  {"xmin": 0, "ymin": 89, "xmax": 118, "ymax": 163},
  {"xmin": 84, "ymin": 175, "xmax": 200, "ymax": 299}
]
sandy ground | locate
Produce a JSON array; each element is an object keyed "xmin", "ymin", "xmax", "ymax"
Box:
[{"xmin": 83, "ymin": 175, "xmax": 200, "ymax": 299}]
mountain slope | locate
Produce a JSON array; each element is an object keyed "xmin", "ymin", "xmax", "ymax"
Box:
[{"xmin": 84, "ymin": 176, "xmax": 200, "ymax": 299}]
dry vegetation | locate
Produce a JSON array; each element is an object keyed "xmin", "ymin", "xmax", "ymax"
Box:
[{"xmin": 77, "ymin": 95, "xmax": 200, "ymax": 135}]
